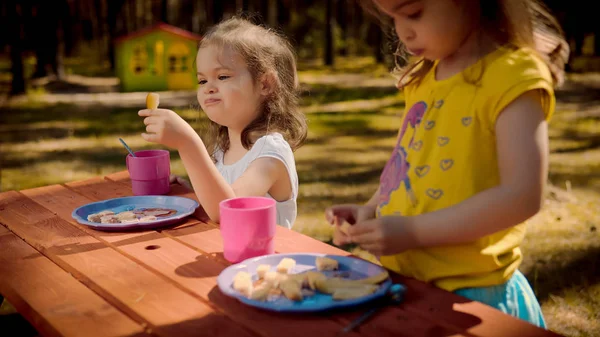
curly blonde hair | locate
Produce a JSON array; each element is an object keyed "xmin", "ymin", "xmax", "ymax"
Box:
[
  {"xmin": 198, "ymin": 16, "xmax": 307, "ymax": 161},
  {"xmin": 358, "ymin": 0, "xmax": 569, "ymax": 89}
]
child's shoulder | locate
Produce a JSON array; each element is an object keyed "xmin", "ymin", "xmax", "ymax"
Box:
[
  {"xmin": 253, "ymin": 132, "xmax": 293, "ymax": 155},
  {"xmin": 483, "ymin": 46, "xmax": 553, "ymax": 86}
]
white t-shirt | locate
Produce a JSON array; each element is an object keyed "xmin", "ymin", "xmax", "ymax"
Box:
[{"xmin": 214, "ymin": 133, "xmax": 298, "ymax": 229}]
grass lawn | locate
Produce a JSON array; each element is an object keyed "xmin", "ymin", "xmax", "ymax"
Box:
[{"xmin": 1, "ymin": 58, "xmax": 599, "ymax": 336}]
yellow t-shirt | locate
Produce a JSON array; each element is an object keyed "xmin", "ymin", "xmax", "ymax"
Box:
[{"xmin": 378, "ymin": 46, "xmax": 555, "ymax": 292}]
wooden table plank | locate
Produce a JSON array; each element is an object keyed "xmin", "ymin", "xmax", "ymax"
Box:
[
  {"xmin": 23, "ymin": 183, "xmax": 369, "ymax": 337},
  {"xmin": 0, "ymin": 191, "xmax": 258, "ymax": 337},
  {"xmin": 0, "ymin": 225, "xmax": 148, "ymax": 337},
  {"xmin": 26, "ymin": 183, "xmax": 369, "ymax": 337}
]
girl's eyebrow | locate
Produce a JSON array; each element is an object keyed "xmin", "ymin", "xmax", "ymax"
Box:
[
  {"xmin": 196, "ymin": 67, "xmax": 232, "ymax": 76},
  {"xmin": 390, "ymin": 0, "xmax": 420, "ymax": 12}
]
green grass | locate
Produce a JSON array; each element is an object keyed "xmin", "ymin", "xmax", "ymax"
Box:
[{"xmin": 1, "ymin": 61, "xmax": 599, "ymax": 336}]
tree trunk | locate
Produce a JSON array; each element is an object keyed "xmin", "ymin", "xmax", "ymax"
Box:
[
  {"xmin": 107, "ymin": 0, "xmax": 125, "ymax": 70},
  {"xmin": 267, "ymin": 0, "xmax": 277, "ymax": 27},
  {"xmin": 7, "ymin": 1, "xmax": 25, "ymax": 95},
  {"xmin": 348, "ymin": 0, "xmax": 361, "ymax": 56},
  {"xmin": 337, "ymin": 0, "xmax": 347, "ymax": 56},
  {"xmin": 160, "ymin": 0, "xmax": 168, "ymax": 23},
  {"xmin": 192, "ymin": 0, "xmax": 206, "ymax": 33},
  {"xmin": 369, "ymin": 22, "xmax": 384, "ymax": 63},
  {"xmin": 324, "ymin": 0, "xmax": 335, "ymax": 66},
  {"xmin": 31, "ymin": 0, "xmax": 66, "ymax": 80},
  {"xmin": 209, "ymin": 0, "xmax": 224, "ymax": 25},
  {"xmin": 595, "ymin": 28, "xmax": 600, "ymax": 56}
]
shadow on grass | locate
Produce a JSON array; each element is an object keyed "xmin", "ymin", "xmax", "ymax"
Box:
[
  {"xmin": 0, "ymin": 105, "xmax": 206, "ymax": 144},
  {"xmin": 524, "ymin": 246, "xmax": 600, "ymax": 303},
  {"xmin": 300, "ymin": 84, "xmax": 399, "ymax": 106},
  {"xmin": 1, "ymin": 146, "xmax": 178, "ymax": 170}
]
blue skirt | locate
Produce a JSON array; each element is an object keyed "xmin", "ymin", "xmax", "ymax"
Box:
[{"xmin": 454, "ymin": 270, "xmax": 546, "ymax": 328}]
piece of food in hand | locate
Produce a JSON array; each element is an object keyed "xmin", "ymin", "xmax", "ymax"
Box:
[
  {"xmin": 279, "ymin": 278, "xmax": 303, "ymax": 301},
  {"xmin": 87, "ymin": 210, "xmax": 115, "ymax": 222},
  {"xmin": 233, "ymin": 271, "xmax": 253, "ymax": 297},
  {"xmin": 146, "ymin": 92, "xmax": 160, "ymax": 109},
  {"xmin": 276, "ymin": 258, "xmax": 296, "ymax": 274},
  {"xmin": 339, "ymin": 222, "xmax": 351, "ymax": 235},
  {"xmin": 316, "ymin": 256, "xmax": 339, "ymax": 271},
  {"xmin": 332, "ymin": 285, "xmax": 378, "ymax": 300},
  {"xmin": 256, "ymin": 264, "xmax": 271, "ymax": 279}
]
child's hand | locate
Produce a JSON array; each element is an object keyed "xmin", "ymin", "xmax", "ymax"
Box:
[
  {"xmin": 138, "ymin": 109, "xmax": 197, "ymax": 149},
  {"xmin": 169, "ymin": 174, "xmax": 193, "ymax": 191},
  {"xmin": 325, "ymin": 204, "xmax": 376, "ymax": 246},
  {"xmin": 346, "ymin": 216, "xmax": 416, "ymax": 256}
]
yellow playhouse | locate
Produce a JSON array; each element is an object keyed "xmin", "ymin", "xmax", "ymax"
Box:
[{"xmin": 114, "ymin": 23, "xmax": 202, "ymax": 92}]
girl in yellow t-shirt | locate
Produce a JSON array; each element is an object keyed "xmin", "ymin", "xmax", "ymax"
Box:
[{"xmin": 326, "ymin": 0, "xmax": 569, "ymax": 328}]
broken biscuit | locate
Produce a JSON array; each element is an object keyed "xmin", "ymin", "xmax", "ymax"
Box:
[
  {"xmin": 256, "ymin": 264, "xmax": 271, "ymax": 279},
  {"xmin": 316, "ymin": 256, "xmax": 339, "ymax": 271},
  {"xmin": 276, "ymin": 258, "xmax": 296, "ymax": 274}
]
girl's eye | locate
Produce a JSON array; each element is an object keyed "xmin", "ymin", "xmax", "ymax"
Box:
[
  {"xmin": 198, "ymin": 79, "xmax": 207, "ymax": 85},
  {"xmin": 218, "ymin": 75, "xmax": 230, "ymax": 80},
  {"xmin": 406, "ymin": 10, "xmax": 422, "ymax": 19}
]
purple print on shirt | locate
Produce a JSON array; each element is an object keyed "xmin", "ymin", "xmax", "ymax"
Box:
[{"xmin": 379, "ymin": 101, "xmax": 427, "ymax": 209}]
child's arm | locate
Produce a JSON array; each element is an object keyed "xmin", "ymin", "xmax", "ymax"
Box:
[
  {"xmin": 139, "ymin": 109, "xmax": 287, "ymax": 222},
  {"xmin": 178, "ymin": 137, "xmax": 287, "ymax": 221},
  {"xmin": 347, "ymin": 91, "xmax": 548, "ymax": 255}
]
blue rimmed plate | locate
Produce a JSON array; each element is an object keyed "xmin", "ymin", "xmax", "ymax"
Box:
[
  {"xmin": 71, "ymin": 196, "xmax": 199, "ymax": 231},
  {"xmin": 217, "ymin": 253, "xmax": 393, "ymax": 312}
]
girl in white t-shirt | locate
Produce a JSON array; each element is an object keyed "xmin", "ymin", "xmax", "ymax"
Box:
[{"xmin": 138, "ymin": 17, "xmax": 307, "ymax": 228}]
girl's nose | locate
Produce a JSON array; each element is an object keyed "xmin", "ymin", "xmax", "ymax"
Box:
[
  {"xmin": 395, "ymin": 20, "xmax": 416, "ymax": 43},
  {"xmin": 204, "ymin": 84, "xmax": 217, "ymax": 94}
]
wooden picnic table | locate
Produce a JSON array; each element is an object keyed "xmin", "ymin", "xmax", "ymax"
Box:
[{"xmin": 0, "ymin": 171, "xmax": 561, "ymax": 337}]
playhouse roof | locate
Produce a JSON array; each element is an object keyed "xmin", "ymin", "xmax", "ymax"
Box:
[{"xmin": 115, "ymin": 23, "xmax": 202, "ymax": 45}]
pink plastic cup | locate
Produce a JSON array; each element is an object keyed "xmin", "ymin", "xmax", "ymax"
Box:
[
  {"xmin": 126, "ymin": 150, "xmax": 171, "ymax": 196},
  {"xmin": 219, "ymin": 197, "xmax": 276, "ymax": 263}
]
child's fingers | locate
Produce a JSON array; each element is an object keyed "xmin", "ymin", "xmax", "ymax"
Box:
[
  {"xmin": 332, "ymin": 228, "xmax": 351, "ymax": 246},
  {"xmin": 325, "ymin": 208, "xmax": 335, "ymax": 224},
  {"xmin": 139, "ymin": 108, "xmax": 170, "ymax": 117},
  {"xmin": 145, "ymin": 124, "xmax": 161, "ymax": 134},
  {"xmin": 141, "ymin": 133, "xmax": 159, "ymax": 143},
  {"xmin": 349, "ymin": 230, "xmax": 378, "ymax": 245},
  {"xmin": 143, "ymin": 116, "xmax": 160, "ymax": 126},
  {"xmin": 346, "ymin": 220, "xmax": 375, "ymax": 237},
  {"xmin": 138, "ymin": 109, "xmax": 153, "ymax": 117}
]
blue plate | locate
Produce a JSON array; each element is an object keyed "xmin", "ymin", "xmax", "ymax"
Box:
[
  {"xmin": 217, "ymin": 253, "xmax": 393, "ymax": 312},
  {"xmin": 71, "ymin": 196, "xmax": 199, "ymax": 231}
]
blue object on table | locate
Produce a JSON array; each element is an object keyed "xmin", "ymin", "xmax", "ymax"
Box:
[
  {"xmin": 71, "ymin": 196, "xmax": 199, "ymax": 231},
  {"xmin": 119, "ymin": 138, "xmax": 136, "ymax": 157},
  {"xmin": 217, "ymin": 253, "xmax": 394, "ymax": 312}
]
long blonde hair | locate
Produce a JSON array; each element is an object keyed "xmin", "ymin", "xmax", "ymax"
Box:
[
  {"xmin": 198, "ymin": 17, "xmax": 307, "ymax": 161},
  {"xmin": 358, "ymin": 0, "xmax": 569, "ymax": 89}
]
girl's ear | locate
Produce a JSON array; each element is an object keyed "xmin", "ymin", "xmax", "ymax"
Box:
[{"xmin": 258, "ymin": 72, "xmax": 277, "ymax": 96}]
